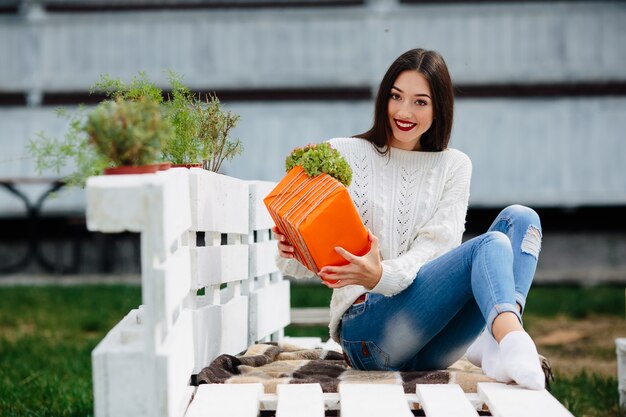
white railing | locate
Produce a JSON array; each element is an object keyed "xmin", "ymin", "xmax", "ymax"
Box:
[{"xmin": 87, "ymin": 168, "xmax": 288, "ymax": 417}]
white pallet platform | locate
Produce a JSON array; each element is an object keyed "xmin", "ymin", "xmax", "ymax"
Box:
[{"xmin": 182, "ymin": 381, "xmax": 572, "ymax": 416}]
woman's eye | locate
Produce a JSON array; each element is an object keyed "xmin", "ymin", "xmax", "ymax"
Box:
[
  {"xmin": 390, "ymin": 93, "xmax": 401, "ymax": 100},
  {"xmin": 416, "ymin": 100, "xmax": 428, "ymax": 106}
]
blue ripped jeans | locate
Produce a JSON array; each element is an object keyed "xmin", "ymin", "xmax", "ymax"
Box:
[{"xmin": 340, "ymin": 205, "xmax": 542, "ymax": 371}]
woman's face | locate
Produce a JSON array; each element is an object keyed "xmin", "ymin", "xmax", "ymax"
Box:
[{"xmin": 387, "ymin": 70, "xmax": 434, "ymax": 151}]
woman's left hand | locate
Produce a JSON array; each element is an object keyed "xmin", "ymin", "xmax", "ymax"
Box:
[{"xmin": 318, "ymin": 229, "xmax": 383, "ymax": 290}]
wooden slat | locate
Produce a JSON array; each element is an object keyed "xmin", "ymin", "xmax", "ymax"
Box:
[
  {"xmin": 280, "ymin": 336, "xmax": 322, "ymax": 349},
  {"xmin": 155, "ymin": 310, "xmax": 194, "ymax": 417},
  {"xmin": 249, "ymin": 240, "xmax": 279, "ymax": 278},
  {"xmin": 191, "ymin": 294, "xmax": 249, "ymax": 372},
  {"xmin": 92, "ymin": 309, "xmax": 148, "ymax": 417},
  {"xmin": 339, "ymin": 384, "xmax": 413, "ymax": 417},
  {"xmin": 189, "ymin": 169, "xmax": 249, "ymax": 234},
  {"xmin": 617, "ymin": 338, "xmax": 626, "ymax": 408},
  {"xmin": 248, "ymin": 180, "xmax": 277, "ymax": 231},
  {"xmin": 191, "ymin": 245, "xmax": 248, "ymax": 288},
  {"xmin": 276, "ymin": 384, "xmax": 324, "ymax": 417},
  {"xmin": 249, "ymin": 280, "xmax": 290, "ymax": 343},
  {"xmin": 416, "ymin": 384, "xmax": 478, "ymax": 417},
  {"xmin": 290, "ymin": 307, "xmax": 329, "ymax": 325},
  {"xmin": 150, "ymin": 246, "xmax": 191, "ymax": 338},
  {"xmin": 185, "ymin": 383, "xmax": 263, "ymax": 417},
  {"xmin": 191, "ymin": 303, "xmax": 221, "ymax": 373},
  {"xmin": 478, "ymin": 382, "xmax": 575, "ymax": 417},
  {"xmin": 86, "ymin": 169, "xmax": 191, "ymax": 263}
]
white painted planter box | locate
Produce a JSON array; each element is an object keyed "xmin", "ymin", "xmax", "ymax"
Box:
[{"xmin": 87, "ymin": 168, "xmax": 287, "ymax": 417}]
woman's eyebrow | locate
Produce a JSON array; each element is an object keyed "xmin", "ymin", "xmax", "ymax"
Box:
[{"xmin": 391, "ymin": 85, "xmax": 431, "ymax": 99}]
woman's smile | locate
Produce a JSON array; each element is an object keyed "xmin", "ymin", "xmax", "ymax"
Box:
[{"xmin": 394, "ymin": 118, "xmax": 417, "ymax": 132}]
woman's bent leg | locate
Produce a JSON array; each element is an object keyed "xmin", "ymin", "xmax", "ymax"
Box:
[
  {"xmin": 340, "ymin": 231, "xmax": 520, "ymax": 371},
  {"xmin": 487, "ymin": 204, "xmax": 542, "ymax": 313},
  {"xmin": 467, "ymin": 205, "xmax": 542, "ymax": 364}
]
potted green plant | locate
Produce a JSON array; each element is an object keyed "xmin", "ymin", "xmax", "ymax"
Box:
[
  {"xmin": 85, "ymin": 96, "xmax": 173, "ymax": 175},
  {"xmin": 29, "ymin": 73, "xmax": 173, "ymax": 185}
]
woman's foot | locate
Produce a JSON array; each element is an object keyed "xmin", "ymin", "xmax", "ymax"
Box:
[
  {"xmin": 494, "ymin": 331, "xmax": 545, "ymax": 390},
  {"xmin": 466, "ymin": 330, "xmax": 494, "ymax": 368}
]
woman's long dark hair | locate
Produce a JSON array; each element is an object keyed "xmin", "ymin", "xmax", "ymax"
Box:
[{"xmin": 355, "ymin": 48, "xmax": 454, "ymax": 153}]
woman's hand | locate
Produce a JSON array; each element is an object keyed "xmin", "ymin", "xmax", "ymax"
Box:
[
  {"xmin": 272, "ymin": 226, "xmax": 295, "ymax": 259},
  {"xmin": 318, "ymin": 230, "xmax": 383, "ymax": 290}
]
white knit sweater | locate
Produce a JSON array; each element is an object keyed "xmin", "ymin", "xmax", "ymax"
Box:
[{"xmin": 276, "ymin": 137, "xmax": 472, "ymax": 343}]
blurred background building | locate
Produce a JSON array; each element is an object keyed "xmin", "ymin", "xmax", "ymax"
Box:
[{"xmin": 0, "ymin": 0, "xmax": 625, "ymax": 281}]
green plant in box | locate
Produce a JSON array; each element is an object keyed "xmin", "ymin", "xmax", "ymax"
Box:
[
  {"xmin": 285, "ymin": 142, "xmax": 352, "ymax": 187},
  {"xmin": 86, "ymin": 97, "xmax": 173, "ymax": 169}
]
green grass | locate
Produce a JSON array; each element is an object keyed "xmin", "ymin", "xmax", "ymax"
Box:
[
  {"xmin": 524, "ymin": 286, "xmax": 625, "ymax": 318},
  {"xmin": 550, "ymin": 373, "xmax": 622, "ymax": 417},
  {"xmin": 0, "ymin": 285, "xmax": 141, "ymax": 417},
  {"xmin": 0, "ymin": 284, "xmax": 624, "ymax": 416}
]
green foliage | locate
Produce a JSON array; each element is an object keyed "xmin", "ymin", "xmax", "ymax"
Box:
[
  {"xmin": 85, "ymin": 97, "xmax": 172, "ymax": 167},
  {"xmin": 29, "ymin": 71, "xmax": 243, "ymax": 184},
  {"xmin": 196, "ymin": 94, "xmax": 243, "ymax": 172},
  {"xmin": 161, "ymin": 71, "xmax": 201, "ymax": 164},
  {"xmin": 90, "ymin": 71, "xmax": 163, "ymax": 103},
  {"xmin": 161, "ymin": 71, "xmax": 243, "ymax": 170},
  {"xmin": 28, "ymin": 106, "xmax": 108, "ymax": 188},
  {"xmin": 285, "ymin": 142, "xmax": 352, "ymax": 187}
]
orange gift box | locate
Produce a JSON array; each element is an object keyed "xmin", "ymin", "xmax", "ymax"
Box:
[{"xmin": 264, "ymin": 165, "xmax": 370, "ymax": 280}]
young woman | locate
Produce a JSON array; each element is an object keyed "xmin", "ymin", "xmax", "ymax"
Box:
[{"xmin": 272, "ymin": 48, "xmax": 545, "ymax": 390}]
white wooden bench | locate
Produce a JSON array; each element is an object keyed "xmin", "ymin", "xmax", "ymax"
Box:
[{"xmin": 87, "ymin": 168, "xmax": 574, "ymax": 417}]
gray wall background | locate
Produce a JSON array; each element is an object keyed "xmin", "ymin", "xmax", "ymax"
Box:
[{"xmin": 1, "ymin": 0, "xmax": 625, "ymax": 280}]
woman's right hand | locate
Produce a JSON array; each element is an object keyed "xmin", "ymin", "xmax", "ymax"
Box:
[{"xmin": 272, "ymin": 226, "xmax": 295, "ymax": 259}]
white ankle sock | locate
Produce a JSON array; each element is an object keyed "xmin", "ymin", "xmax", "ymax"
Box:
[
  {"xmin": 466, "ymin": 330, "xmax": 497, "ymax": 368},
  {"xmin": 466, "ymin": 330, "xmax": 488, "ymax": 367},
  {"xmin": 496, "ymin": 331, "xmax": 545, "ymax": 390},
  {"xmin": 480, "ymin": 334, "xmax": 504, "ymax": 380}
]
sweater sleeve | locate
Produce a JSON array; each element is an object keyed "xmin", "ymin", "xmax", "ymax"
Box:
[
  {"xmin": 275, "ymin": 253, "xmax": 317, "ymax": 279},
  {"xmin": 371, "ymin": 153, "xmax": 472, "ymax": 296}
]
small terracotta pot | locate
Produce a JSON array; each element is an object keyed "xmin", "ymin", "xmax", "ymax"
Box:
[
  {"xmin": 171, "ymin": 163, "xmax": 203, "ymax": 169},
  {"xmin": 157, "ymin": 162, "xmax": 172, "ymax": 171},
  {"xmin": 104, "ymin": 164, "xmax": 160, "ymax": 175}
]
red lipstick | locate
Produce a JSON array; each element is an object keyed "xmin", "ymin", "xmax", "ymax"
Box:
[{"xmin": 394, "ymin": 119, "xmax": 417, "ymax": 132}]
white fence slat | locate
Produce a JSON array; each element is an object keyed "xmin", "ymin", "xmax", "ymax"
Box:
[
  {"xmin": 339, "ymin": 384, "xmax": 413, "ymax": 417},
  {"xmin": 149, "ymin": 247, "xmax": 191, "ymax": 341},
  {"xmin": 249, "ymin": 280, "xmax": 290, "ymax": 343},
  {"xmin": 87, "ymin": 170, "xmax": 191, "ymax": 260},
  {"xmin": 276, "ymin": 384, "xmax": 324, "ymax": 417},
  {"xmin": 192, "ymin": 295, "xmax": 249, "ymax": 372},
  {"xmin": 191, "ymin": 245, "xmax": 249, "ymax": 288},
  {"xmin": 280, "ymin": 336, "xmax": 323, "ymax": 349},
  {"xmin": 221, "ymin": 295, "xmax": 249, "ymax": 355},
  {"xmin": 92, "ymin": 309, "xmax": 149, "ymax": 417},
  {"xmin": 191, "ymin": 303, "xmax": 221, "ymax": 373},
  {"xmin": 617, "ymin": 338, "xmax": 626, "ymax": 408},
  {"xmin": 416, "ymin": 384, "xmax": 478, "ymax": 417},
  {"xmin": 190, "ymin": 169, "xmax": 249, "ymax": 234},
  {"xmin": 155, "ymin": 310, "xmax": 194, "ymax": 417},
  {"xmin": 185, "ymin": 383, "xmax": 263, "ymax": 417},
  {"xmin": 249, "ymin": 240, "xmax": 279, "ymax": 278},
  {"xmin": 86, "ymin": 174, "xmax": 157, "ymax": 234},
  {"xmin": 478, "ymin": 382, "xmax": 574, "ymax": 417},
  {"xmin": 248, "ymin": 180, "xmax": 277, "ymax": 231}
]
